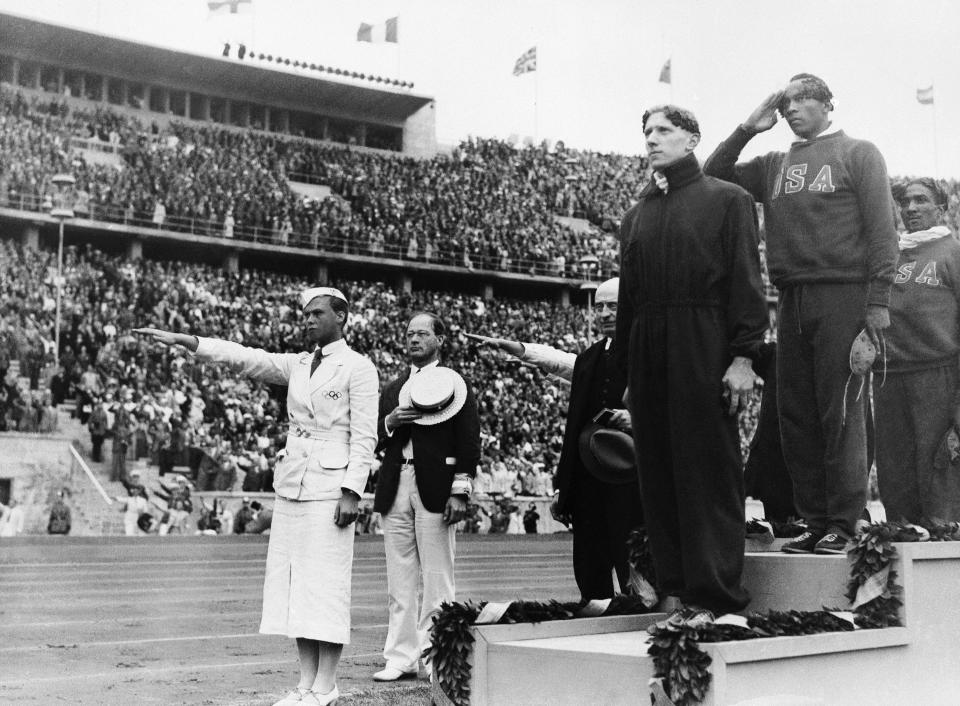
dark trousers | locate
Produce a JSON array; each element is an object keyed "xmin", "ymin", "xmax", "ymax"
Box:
[
  {"xmin": 777, "ymin": 284, "xmax": 869, "ymax": 538},
  {"xmin": 571, "ymin": 472, "xmax": 643, "ymax": 601},
  {"xmin": 628, "ymin": 307, "xmax": 749, "ymax": 615},
  {"xmin": 875, "ymin": 365, "xmax": 960, "ymax": 523},
  {"xmin": 90, "ymin": 434, "xmax": 105, "ymax": 463}
]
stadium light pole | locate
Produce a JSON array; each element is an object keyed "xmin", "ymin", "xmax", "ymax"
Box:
[
  {"xmin": 50, "ymin": 174, "xmax": 76, "ymax": 370},
  {"xmin": 578, "ymin": 254, "xmax": 600, "ymax": 346}
]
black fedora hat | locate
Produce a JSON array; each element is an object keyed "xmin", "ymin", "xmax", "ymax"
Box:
[{"xmin": 578, "ymin": 424, "xmax": 637, "ymax": 485}]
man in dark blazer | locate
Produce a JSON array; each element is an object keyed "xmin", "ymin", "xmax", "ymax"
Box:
[
  {"xmin": 372, "ymin": 311, "xmax": 481, "ymax": 682},
  {"xmin": 468, "ymin": 278, "xmax": 643, "ymax": 601}
]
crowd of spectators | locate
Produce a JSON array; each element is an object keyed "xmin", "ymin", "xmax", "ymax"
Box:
[
  {"xmin": 2, "ymin": 238, "xmax": 765, "ymax": 497},
  {"xmin": 0, "ymin": 86, "xmax": 638, "ymax": 277}
]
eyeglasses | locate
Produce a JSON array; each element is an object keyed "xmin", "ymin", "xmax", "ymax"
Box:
[{"xmin": 591, "ymin": 302, "xmax": 617, "ymax": 314}]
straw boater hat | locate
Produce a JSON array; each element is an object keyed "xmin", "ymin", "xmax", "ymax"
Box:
[{"xmin": 399, "ymin": 367, "xmax": 468, "ymax": 425}]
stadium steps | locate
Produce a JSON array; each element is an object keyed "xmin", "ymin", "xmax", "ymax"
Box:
[{"xmin": 55, "ymin": 411, "xmax": 137, "ymax": 536}]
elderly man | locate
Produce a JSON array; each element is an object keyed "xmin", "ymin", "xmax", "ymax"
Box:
[
  {"xmin": 467, "ymin": 277, "xmax": 643, "ymax": 602},
  {"xmin": 704, "ymin": 73, "xmax": 899, "ymax": 554},
  {"xmin": 617, "ymin": 105, "xmax": 768, "ymax": 621},
  {"xmin": 134, "ymin": 284, "xmax": 378, "ymax": 706},
  {"xmin": 373, "ymin": 311, "xmax": 481, "ymax": 681}
]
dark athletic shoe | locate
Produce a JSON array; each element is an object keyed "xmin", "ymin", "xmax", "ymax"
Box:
[
  {"xmin": 814, "ymin": 533, "xmax": 848, "ymax": 555},
  {"xmin": 781, "ymin": 530, "xmax": 823, "ymax": 554}
]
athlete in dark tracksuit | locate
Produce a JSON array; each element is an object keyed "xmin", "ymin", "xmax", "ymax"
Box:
[
  {"xmin": 617, "ymin": 152, "xmax": 768, "ymax": 615},
  {"xmin": 705, "ymin": 125, "xmax": 898, "ymax": 543}
]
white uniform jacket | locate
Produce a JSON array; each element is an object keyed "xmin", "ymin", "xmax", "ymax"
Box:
[{"xmin": 194, "ymin": 337, "xmax": 379, "ymax": 501}]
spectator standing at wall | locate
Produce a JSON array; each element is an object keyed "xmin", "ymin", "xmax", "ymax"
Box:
[
  {"xmin": 47, "ymin": 491, "xmax": 72, "ymax": 535},
  {"xmin": 704, "ymin": 74, "xmax": 898, "ymax": 555},
  {"xmin": 617, "ymin": 105, "xmax": 767, "ymax": 621},
  {"xmin": 233, "ymin": 496, "xmax": 256, "ymax": 534},
  {"xmin": 88, "ymin": 396, "xmax": 109, "ymax": 462},
  {"xmin": 0, "ymin": 499, "xmax": 25, "ymax": 537},
  {"xmin": 875, "ymin": 179, "xmax": 960, "ymax": 523},
  {"xmin": 158, "ymin": 474, "xmax": 193, "ymax": 535},
  {"xmin": 135, "ymin": 284, "xmax": 378, "ymax": 706},
  {"xmin": 522, "ymin": 502, "xmax": 540, "ymax": 534},
  {"xmin": 110, "ymin": 408, "xmax": 131, "ymax": 482},
  {"xmin": 115, "ymin": 470, "xmax": 150, "ymax": 536}
]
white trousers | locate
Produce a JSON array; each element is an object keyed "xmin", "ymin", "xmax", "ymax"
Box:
[{"xmin": 382, "ymin": 465, "xmax": 456, "ymax": 671}]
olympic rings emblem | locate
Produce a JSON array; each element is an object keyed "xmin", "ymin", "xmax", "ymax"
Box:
[{"xmin": 325, "ymin": 390, "xmax": 343, "ymax": 400}]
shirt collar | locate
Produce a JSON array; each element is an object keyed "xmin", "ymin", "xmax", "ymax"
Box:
[
  {"xmin": 792, "ymin": 121, "xmax": 844, "ymax": 144},
  {"xmin": 318, "ymin": 339, "xmax": 347, "ymax": 357},
  {"xmin": 410, "ymin": 360, "xmax": 440, "ymax": 375}
]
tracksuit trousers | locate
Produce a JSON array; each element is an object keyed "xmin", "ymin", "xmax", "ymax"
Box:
[{"xmin": 777, "ymin": 283, "xmax": 870, "ymax": 538}]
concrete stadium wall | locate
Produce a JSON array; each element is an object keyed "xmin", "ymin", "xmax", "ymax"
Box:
[{"xmin": 0, "ymin": 433, "xmax": 74, "ymax": 534}]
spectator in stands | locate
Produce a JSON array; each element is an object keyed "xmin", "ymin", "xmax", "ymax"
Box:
[
  {"xmin": 87, "ymin": 396, "xmax": 108, "ymax": 463},
  {"xmin": 115, "ymin": 470, "xmax": 150, "ymax": 536},
  {"xmin": 874, "ymin": 179, "xmax": 960, "ymax": 523},
  {"xmin": 0, "ymin": 498, "xmax": 25, "ymax": 537},
  {"xmin": 523, "ymin": 503, "xmax": 540, "ymax": 534},
  {"xmin": 47, "ymin": 490, "xmax": 72, "ymax": 535},
  {"xmin": 110, "ymin": 407, "xmax": 131, "ymax": 482},
  {"xmin": 233, "ymin": 496, "xmax": 256, "ymax": 534},
  {"xmin": 158, "ymin": 474, "xmax": 193, "ymax": 535}
]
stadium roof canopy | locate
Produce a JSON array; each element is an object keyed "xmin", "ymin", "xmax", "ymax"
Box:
[{"xmin": 0, "ymin": 11, "xmax": 433, "ymax": 126}]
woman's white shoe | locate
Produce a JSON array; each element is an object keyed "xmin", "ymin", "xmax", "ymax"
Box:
[
  {"xmin": 271, "ymin": 687, "xmax": 308, "ymax": 706},
  {"xmin": 302, "ymin": 685, "xmax": 339, "ymax": 706}
]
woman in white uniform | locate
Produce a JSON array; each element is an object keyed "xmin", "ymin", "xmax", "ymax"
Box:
[{"xmin": 135, "ymin": 286, "xmax": 378, "ymax": 706}]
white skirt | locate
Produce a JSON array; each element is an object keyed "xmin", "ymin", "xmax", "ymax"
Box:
[{"xmin": 259, "ymin": 497, "xmax": 355, "ymax": 644}]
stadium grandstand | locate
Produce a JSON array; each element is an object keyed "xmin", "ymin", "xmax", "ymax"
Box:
[{"xmin": 3, "ymin": 11, "xmax": 960, "ymax": 540}]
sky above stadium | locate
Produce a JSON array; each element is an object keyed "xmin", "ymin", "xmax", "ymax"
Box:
[{"xmin": 1, "ymin": 0, "xmax": 958, "ymax": 178}]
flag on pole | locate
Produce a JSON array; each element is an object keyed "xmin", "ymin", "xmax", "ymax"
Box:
[
  {"xmin": 917, "ymin": 85, "xmax": 934, "ymax": 105},
  {"xmin": 357, "ymin": 17, "xmax": 399, "ymax": 43},
  {"xmin": 658, "ymin": 58, "xmax": 671, "ymax": 84},
  {"xmin": 513, "ymin": 46, "xmax": 537, "ymax": 76},
  {"xmin": 207, "ymin": 0, "xmax": 251, "ymax": 15}
]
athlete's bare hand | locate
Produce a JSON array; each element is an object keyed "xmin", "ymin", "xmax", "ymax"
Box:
[{"xmin": 742, "ymin": 91, "xmax": 784, "ymax": 134}]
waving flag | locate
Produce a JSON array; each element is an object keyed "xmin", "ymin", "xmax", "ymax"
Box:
[
  {"xmin": 207, "ymin": 0, "xmax": 251, "ymax": 15},
  {"xmin": 917, "ymin": 85, "xmax": 934, "ymax": 105},
  {"xmin": 513, "ymin": 46, "xmax": 537, "ymax": 76},
  {"xmin": 357, "ymin": 17, "xmax": 399, "ymax": 43}
]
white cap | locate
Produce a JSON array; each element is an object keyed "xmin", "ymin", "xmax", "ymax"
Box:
[
  {"xmin": 595, "ymin": 277, "xmax": 619, "ymax": 303},
  {"xmin": 299, "ymin": 287, "xmax": 348, "ymax": 310}
]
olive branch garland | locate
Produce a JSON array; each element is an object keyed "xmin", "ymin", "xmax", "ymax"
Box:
[
  {"xmin": 647, "ymin": 521, "xmax": 960, "ymax": 706},
  {"xmin": 424, "ymin": 522, "xmax": 958, "ymax": 706}
]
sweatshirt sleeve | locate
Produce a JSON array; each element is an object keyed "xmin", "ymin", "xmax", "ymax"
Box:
[
  {"xmin": 723, "ymin": 190, "xmax": 768, "ymax": 362},
  {"xmin": 850, "ymin": 142, "xmax": 899, "ymax": 308},
  {"xmin": 703, "ymin": 126, "xmax": 769, "ymax": 203}
]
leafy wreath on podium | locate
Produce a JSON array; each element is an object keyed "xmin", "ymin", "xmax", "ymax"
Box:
[
  {"xmin": 426, "ymin": 522, "xmax": 958, "ymax": 706},
  {"xmin": 425, "ymin": 527, "xmax": 658, "ymax": 706},
  {"xmin": 647, "ymin": 521, "xmax": 958, "ymax": 706}
]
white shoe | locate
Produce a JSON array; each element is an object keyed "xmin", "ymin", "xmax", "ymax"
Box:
[
  {"xmin": 271, "ymin": 687, "xmax": 308, "ymax": 706},
  {"xmin": 372, "ymin": 666, "xmax": 417, "ymax": 682},
  {"xmin": 302, "ymin": 685, "xmax": 339, "ymax": 705}
]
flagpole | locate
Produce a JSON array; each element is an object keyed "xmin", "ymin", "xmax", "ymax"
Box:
[
  {"xmin": 533, "ymin": 66, "xmax": 539, "ymax": 143},
  {"xmin": 931, "ymin": 101, "xmax": 939, "ymax": 178}
]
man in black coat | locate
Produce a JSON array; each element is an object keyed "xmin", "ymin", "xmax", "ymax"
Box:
[
  {"xmin": 617, "ymin": 105, "xmax": 768, "ymax": 619},
  {"xmin": 372, "ymin": 312, "xmax": 481, "ymax": 681}
]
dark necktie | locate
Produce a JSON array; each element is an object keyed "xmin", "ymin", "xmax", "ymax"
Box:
[{"xmin": 310, "ymin": 349, "xmax": 324, "ymax": 375}]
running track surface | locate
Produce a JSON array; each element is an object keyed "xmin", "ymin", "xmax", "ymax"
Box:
[{"xmin": 0, "ymin": 534, "xmax": 577, "ymax": 705}]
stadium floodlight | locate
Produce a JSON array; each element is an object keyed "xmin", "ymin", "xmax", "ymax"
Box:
[
  {"xmin": 578, "ymin": 255, "xmax": 600, "ymax": 345},
  {"xmin": 50, "ymin": 173, "xmax": 76, "ymax": 369}
]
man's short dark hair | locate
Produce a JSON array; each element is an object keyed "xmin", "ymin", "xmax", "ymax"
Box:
[
  {"xmin": 328, "ymin": 296, "xmax": 349, "ymax": 329},
  {"xmin": 409, "ymin": 311, "xmax": 446, "ymax": 336},
  {"xmin": 642, "ymin": 105, "xmax": 700, "ymax": 135},
  {"xmin": 906, "ymin": 177, "xmax": 949, "ymax": 208},
  {"xmin": 781, "ymin": 73, "xmax": 834, "ymax": 112}
]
